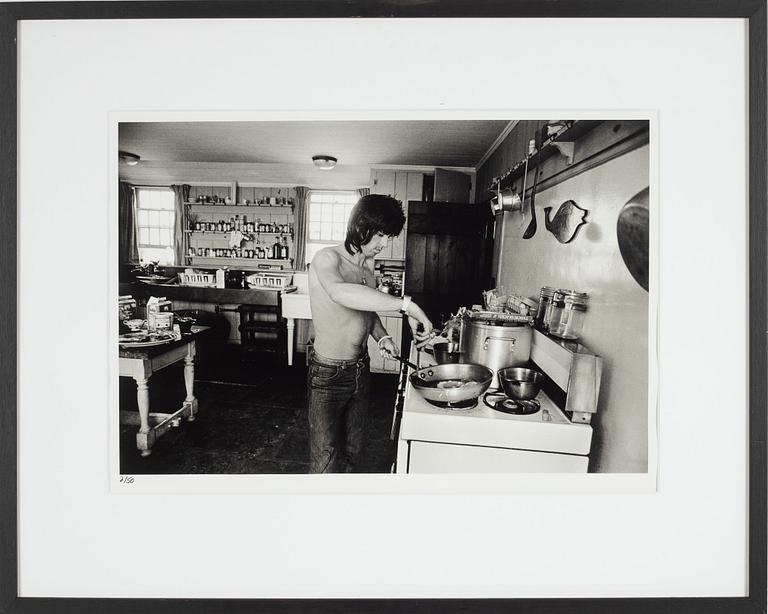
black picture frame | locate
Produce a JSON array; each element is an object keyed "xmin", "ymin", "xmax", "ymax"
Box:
[{"xmin": 0, "ymin": 2, "xmax": 765, "ymax": 613}]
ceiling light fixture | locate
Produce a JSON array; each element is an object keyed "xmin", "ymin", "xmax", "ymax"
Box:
[
  {"xmin": 312, "ymin": 155, "xmax": 337, "ymax": 170},
  {"xmin": 119, "ymin": 150, "xmax": 141, "ymax": 166}
]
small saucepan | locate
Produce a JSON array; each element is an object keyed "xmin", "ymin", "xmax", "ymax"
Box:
[
  {"xmin": 498, "ymin": 367, "xmax": 544, "ymax": 400},
  {"xmin": 432, "ymin": 342, "xmax": 464, "ymax": 364}
]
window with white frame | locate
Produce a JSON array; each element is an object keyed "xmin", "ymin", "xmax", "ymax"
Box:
[
  {"xmin": 135, "ymin": 187, "xmax": 175, "ymax": 265},
  {"xmin": 305, "ymin": 190, "xmax": 359, "ymax": 264}
]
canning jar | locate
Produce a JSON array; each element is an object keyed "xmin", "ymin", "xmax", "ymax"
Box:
[
  {"xmin": 535, "ymin": 286, "xmax": 556, "ymax": 329},
  {"xmin": 549, "ymin": 290, "xmax": 589, "ymax": 340}
]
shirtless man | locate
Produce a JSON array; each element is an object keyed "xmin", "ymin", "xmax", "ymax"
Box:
[{"xmin": 307, "ymin": 194, "xmax": 433, "ymax": 473}]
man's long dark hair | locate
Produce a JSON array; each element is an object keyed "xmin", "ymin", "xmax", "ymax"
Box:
[{"xmin": 344, "ymin": 194, "xmax": 405, "ymax": 254}]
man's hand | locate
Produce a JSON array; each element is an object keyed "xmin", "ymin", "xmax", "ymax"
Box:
[
  {"xmin": 378, "ymin": 336, "xmax": 399, "ymax": 359},
  {"xmin": 406, "ymin": 302, "xmax": 434, "ymax": 349}
]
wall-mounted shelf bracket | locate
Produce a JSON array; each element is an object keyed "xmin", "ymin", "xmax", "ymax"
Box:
[{"xmin": 550, "ymin": 141, "xmax": 575, "ymax": 165}]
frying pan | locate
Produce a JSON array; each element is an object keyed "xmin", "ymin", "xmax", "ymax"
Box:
[
  {"xmin": 616, "ymin": 187, "xmax": 649, "ymax": 291},
  {"xmin": 409, "ymin": 363, "xmax": 494, "ymax": 405}
]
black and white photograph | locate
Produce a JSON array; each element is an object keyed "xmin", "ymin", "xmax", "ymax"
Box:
[
  {"xmin": 116, "ymin": 117, "xmax": 652, "ymax": 476},
  {"xmin": 5, "ymin": 4, "xmax": 764, "ymax": 609}
]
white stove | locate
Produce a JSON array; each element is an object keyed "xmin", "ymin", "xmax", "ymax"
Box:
[{"xmin": 394, "ymin": 343, "xmax": 593, "ymax": 473}]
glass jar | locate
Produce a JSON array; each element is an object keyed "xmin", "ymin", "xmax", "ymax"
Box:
[
  {"xmin": 549, "ymin": 290, "xmax": 589, "ymax": 340},
  {"xmin": 535, "ymin": 286, "xmax": 556, "ymax": 329},
  {"xmin": 543, "ymin": 289, "xmax": 564, "ymax": 332}
]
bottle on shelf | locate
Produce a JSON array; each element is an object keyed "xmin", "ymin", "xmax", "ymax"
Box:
[
  {"xmin": 271, "ymin": 239, "xmax": 281, "ymax": 260},
  {"xmin": 280, "ymin": 237, "xmax": 289, "ymax": 259}
]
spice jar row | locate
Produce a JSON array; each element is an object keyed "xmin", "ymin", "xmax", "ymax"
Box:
[
  {"xmin": 192, "ymin": 217, "xmax": 294, "ymax": 234},
  {"xmin": 188, "ymin": 238, "xmax": 290, "ymax": 260}
]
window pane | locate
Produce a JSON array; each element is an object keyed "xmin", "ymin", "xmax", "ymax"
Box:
[
  {"xmin": 320, "ymin": 222, "xmax": 332, "ymax": 240},
  {"xmin": 158, "ymin": 192, "xmax": 174, "ymax": 210},
  {"xmin": 139, "ymin": 228, "xmax": 149, "ymax": 244},
  {"xmin": 333, "ymin": 205, "xmax": 345, "ymax": 222},
  {"xmin": 309, "ymin": 204, "xmax": 322, "ymax": 222},
  {"xmin": 138, "ymin": 210, "xmax": 149, "ymax": 226},
  {"xmin": 322, "ymin": 203, "xmax": 333, "ymax": 220},
  {"xmin": 158, "ymin": 211, "xmax": 169, "ymax": 227},
  {"xmin": 149, "ymin": 228, "xmax": 160, "ymax": 245},
  {"xmin": 159, "ymin": 228, "xmax": 171, "ymax": 245},
  {"xmin": 148, "ymin": 210, "xmax": 159, "ymax": 226},
  {"xmin": 332, "ymin": 223, "xmax": 345, "ymax": 240}
]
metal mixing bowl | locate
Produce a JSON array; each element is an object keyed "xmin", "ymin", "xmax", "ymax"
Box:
[
  {"xmin": 410, "ymin": 363, "xmax": 494, "ymax": 405},
  {"xmin": 498, "ymin": 367, "xmax": 544, "ymax": 400}
]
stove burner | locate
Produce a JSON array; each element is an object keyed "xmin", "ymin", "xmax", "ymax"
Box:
[
  {"xmin": 483, "ymin": 393, "xmax": 541, "ymax": 415},
  {"xmin": 426, "ymin": 398, "xmax": 478, "ymax": 410}
]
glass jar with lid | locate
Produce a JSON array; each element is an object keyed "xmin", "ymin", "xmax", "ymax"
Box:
[
  {"xmin": 535, "ymin": 286, "xmax": 556, "ymax": 330},
  {"xmin": 549, "ymin": 290, "xmax": 589, "ymax": 340}
]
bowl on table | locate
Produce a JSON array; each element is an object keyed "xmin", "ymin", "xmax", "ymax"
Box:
[
  {"xmin": 125, "ymin": 319, "xmax": 145, "ymax": 332},
  {"xmin": 176, "ymin": 316, "xmax": 196, "ymax": 335}
]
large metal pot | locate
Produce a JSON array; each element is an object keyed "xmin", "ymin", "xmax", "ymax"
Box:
[{"xmin": 461, "ymin": 316, "xmax": 532, "ymax": 388}]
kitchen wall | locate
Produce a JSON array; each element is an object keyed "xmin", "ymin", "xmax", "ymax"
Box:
[{"xmin": 488, "ymin": 141, "xmax": 650, "ymax": 473}]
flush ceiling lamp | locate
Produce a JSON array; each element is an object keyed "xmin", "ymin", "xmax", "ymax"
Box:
[
  {"xmin": 119, "ymin": 150, "xmax": 141, "ymax": 166},
  {"xmin": 312, "ymin": 155, "xmax": 337, "ymax": 170}
]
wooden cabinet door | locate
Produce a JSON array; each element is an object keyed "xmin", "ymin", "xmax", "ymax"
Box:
[
  {"xmin": 434, "ymin": 168, "xmax": 472, "ymax": 203},
  {"xmin": 405, "ymin": 201, "xmax": 494, "ymax": 325}
]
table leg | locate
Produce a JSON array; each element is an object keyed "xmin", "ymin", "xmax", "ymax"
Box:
[
  {"xmin": 135, "ymin": 376, "xmax": 152, "ymax": 457},
  {"xmin": 183, "ymin": 351, "xmax": 198, "ymax": 421},
  {"xmin": 286, "ymin": 317, "xmax": 295, "ymax": 366}
]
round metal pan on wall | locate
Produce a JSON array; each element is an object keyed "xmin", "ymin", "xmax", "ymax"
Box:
[{"xmin": 617, "ymin": 187, "xmax": 650, "ymax": 291}]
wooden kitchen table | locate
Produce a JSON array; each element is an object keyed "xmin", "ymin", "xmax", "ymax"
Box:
[{"xmin": 119, "ymin": 326, "xmax": 208, "ymax": 456}]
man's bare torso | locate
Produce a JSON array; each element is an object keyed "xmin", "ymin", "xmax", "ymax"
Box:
[{"xmin": 309, "ymin": 246, "xmax": 377, "ymax": 360}]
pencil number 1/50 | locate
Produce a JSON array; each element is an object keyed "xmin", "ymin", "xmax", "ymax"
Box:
[{"xmin": 119, "ymin": 476, "xmax": 135, "ymax": 484}]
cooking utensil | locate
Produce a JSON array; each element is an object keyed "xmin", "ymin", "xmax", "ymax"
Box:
[
  {"xmin": 498, "ymin": 367, "xmax": 544, "ymax": 400},
  {"xmin": 410, "ymin": 363, "xmax": 494, "ymax": 405},
  {"xmin": 432, "ymin": 342, "xmax": 464, "ymax": 364},
  {"xmin": 391, "ymin": 354, "xmax": 420, "ymax": 372},
  {"xmin": 616, "ymin": 187, "xmax": 649, "ymax": 291},
  {"xmin": 522, "ymin": 143, "xmax": 541, "ymax": 240}
]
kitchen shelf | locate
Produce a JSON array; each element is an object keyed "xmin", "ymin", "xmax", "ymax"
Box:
[
  {"xmin": 185, "ymin": 230, "xmax": 294, "ymax": 237},
  {"xmin": 492, "ymin": 119, "xmax": 603, "ymax": 193},
  {"xmin": 186, "ymin": 202, "xmax": 294, "ymax": 209},
  {"xmin": 187, "ymin": 257, "xmax": 293, "ymax": 265}
]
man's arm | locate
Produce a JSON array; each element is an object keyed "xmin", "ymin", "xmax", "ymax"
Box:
[
  {"xmin": 313, "ymin": 249, "xmax": 434, "ymax": 343},
  {"xmin": 313, "ymin": 249, "xmax": 405, "ymax": 313},
  {"xmin": 371, "ymin": 316, "xmax": 388, "ymax": 343}
]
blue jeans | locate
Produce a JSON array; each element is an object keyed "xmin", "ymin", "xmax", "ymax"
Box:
[{"xmin": 307, "ymin": 349, "xmax": 370, "ymax": 473}]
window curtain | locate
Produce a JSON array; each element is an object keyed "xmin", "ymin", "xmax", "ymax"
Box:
[
  {"xmin": 357, "ymin": 188, "xmax": 370, "ymax": 199},
  {"xmin": 118, "ymin": 181, "xmax": 139, "ymax": 264},
  {"xmin": 293, "ymin": 186, "xmax": 310, "ymax": 271},
  {"xmin": 170, "ymin": 184, "xmax": 190, "ymax": 265}
]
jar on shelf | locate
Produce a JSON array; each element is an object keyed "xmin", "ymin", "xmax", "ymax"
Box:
[
  {"xmin": 535, "ymin": 286, "xmax": 556, "ymax": 330},
  {"xmin": 549, "ymin": 290, "xmax": 589, "ymax": 340}
]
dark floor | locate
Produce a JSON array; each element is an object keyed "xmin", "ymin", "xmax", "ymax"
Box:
[{"xmin": 119, "ymin": 345, "xmax": 399, "ymax": 474}]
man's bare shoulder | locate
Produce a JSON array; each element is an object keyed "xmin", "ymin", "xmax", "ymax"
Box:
[{"xmin": 312, "ymin": 245, "xmax": 342, "ymax": 268}]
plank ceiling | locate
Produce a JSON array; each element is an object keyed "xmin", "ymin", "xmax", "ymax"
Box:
[{"xmin": 119, "ymin": 120, "xmax": 511, "ymax": 168}]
